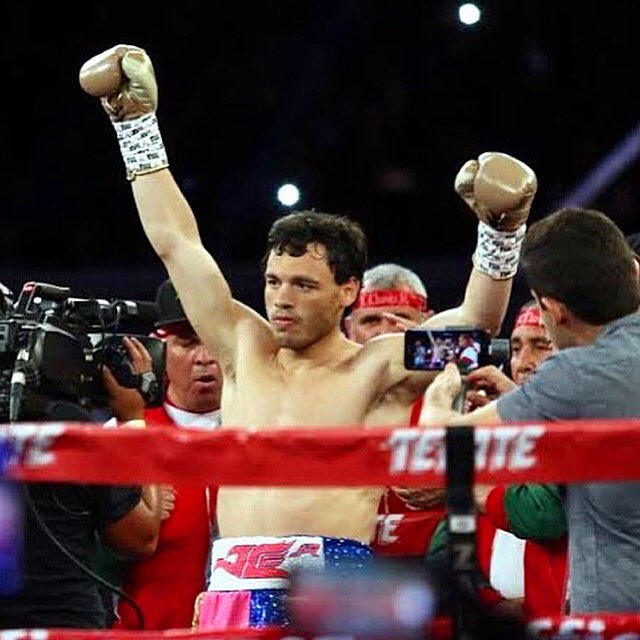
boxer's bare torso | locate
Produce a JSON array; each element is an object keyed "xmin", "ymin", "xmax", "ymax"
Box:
[
  {"xmin": 217, "ymin": 327, "xmax": 422, "ymax": 542},
  {"xmin": 79, "ymin": 44, "xmax": 528, "ymax": 548},
  {"xmin": 124, "ymin": 172, "xmax": 511, "ymax": 544},
  {"xmin": 216, "ymin": 251, "xmax": 428, "ymax": 542}
]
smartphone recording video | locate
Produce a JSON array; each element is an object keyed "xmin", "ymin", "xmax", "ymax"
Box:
[{"xmin": 404, "ymin": 327, "xmax": 491, "ymax": 373}]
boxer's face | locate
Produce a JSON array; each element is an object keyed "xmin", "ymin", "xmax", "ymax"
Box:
[
  {"xmin": 345, "ymin": 302, "xmax": 423, "ymax": 344},
  {"xmin": 509, "ymin": 324, "xmax": 553, "ymax": 385},
  {"xmin": 264, "ymin": 244, "xmax": 357, "ymax": 350},
  {"xmin": 164, "ymin": 325, "xmax": 223, "ymax": 412}
]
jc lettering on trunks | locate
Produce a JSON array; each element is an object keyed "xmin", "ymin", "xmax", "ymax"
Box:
[{"xmin": 194, "ymin": 536, "xmax": 372, "ymax": 630}]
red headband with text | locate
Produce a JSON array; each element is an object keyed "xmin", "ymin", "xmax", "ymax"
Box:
[
  {"xmin": 514, "ymin": 305, "xmax": 544, "ymax": 330},
  {"xmin": 354, "ymin": 289, "xmax": 428, "ymax": 311}
]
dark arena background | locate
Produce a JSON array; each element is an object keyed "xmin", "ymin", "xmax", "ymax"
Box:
[
  {"xmin": 4, "ymin": 3, "xmax": 640, "ymax": 640},
  {"xmin": 2, "ymin": 1, "xmax": 640, "ymax": 332}
]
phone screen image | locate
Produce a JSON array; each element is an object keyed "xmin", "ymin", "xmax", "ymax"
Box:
[{"xmin": 404, "ymin": 328, "xmax": 489, "ymax": 373}]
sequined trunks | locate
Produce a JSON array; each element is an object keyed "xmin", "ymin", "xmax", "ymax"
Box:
[{"xmin": 194, "ymin": 535, "xmax": 372, "ymax": 630}]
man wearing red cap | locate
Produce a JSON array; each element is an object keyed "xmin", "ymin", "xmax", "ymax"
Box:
[{"xmin": 115, "ymin": 279, "xmax": 223, "ymax": 630}]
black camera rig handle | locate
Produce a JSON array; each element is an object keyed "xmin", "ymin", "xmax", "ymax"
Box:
[{"xmin": 14, "ymin": 282, "xmax": 71, "ymax": 317}]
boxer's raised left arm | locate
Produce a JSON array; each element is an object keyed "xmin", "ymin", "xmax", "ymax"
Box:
[
  {"xmin": 423, "ymin": 152, "xmax": 537, "ymax": 336},
  {"xmin": 424, "ymin": 269, "xmax": 512, "ymax": 337},
  {"xmin": 362, "ymin": 153, "xmax": 537, "ymax": 396}
]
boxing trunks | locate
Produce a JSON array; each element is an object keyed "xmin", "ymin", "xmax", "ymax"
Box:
[{"xmin": 194, "ymin": 535, "xmax": 372, "ymax": 630}]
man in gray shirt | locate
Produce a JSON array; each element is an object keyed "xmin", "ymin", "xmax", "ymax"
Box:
[{"xmin": 423, "ymin": 207, "xmax": 640, "ymax": 613}]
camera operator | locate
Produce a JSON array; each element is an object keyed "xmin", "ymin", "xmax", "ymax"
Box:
[
  {"xmin": 424, "ymin": 207, "xmax": 640, "ymax": 613},
  {"xmin": 0, "ymin": 341, "xmax": 163, "ymax": 630},
  {"xmin": 111, "ymin": 278, "xmax": 222, "ymax": 631}
]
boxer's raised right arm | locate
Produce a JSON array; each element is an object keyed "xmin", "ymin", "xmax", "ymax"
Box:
[
  {"xmin": 79, "ymin": 45, "xmax": 267, "ymax": 361},
  {"xmin": 128, "ymin": 170, "xmax": 240, "ymax": 356}
]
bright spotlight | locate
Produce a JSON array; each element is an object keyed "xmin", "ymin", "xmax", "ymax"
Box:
[
  {"xmin": 458, "ymin": 3, "xmax": 481, "ymax": 25},
  {"xmin": 277, "ymin": 183, "xmax": 300, "ymax": 207}
]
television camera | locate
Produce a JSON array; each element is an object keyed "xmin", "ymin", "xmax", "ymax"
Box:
[{"xmin": 0, "ymin": 281, "xmax": 165, "ymax": 422}]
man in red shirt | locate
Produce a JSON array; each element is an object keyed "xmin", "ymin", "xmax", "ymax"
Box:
[
  {"xmin": 116, "ymin": 279, "xmax": 222, "ymax": 630},
  {"xmin": 344, "ymin": 263, "xmax": 444, "ymax": 556}
]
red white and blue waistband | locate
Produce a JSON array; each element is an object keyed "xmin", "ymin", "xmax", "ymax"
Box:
[{"xmin": 207, "ymin": 535, "xmax": 372, "ymax": 591}]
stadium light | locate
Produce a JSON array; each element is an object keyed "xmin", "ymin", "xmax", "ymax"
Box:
[
  {"xmin": 277, "ymin": 183, "xmax": 301, "ymax": 207},
  {"xmin": 458, "ymin": 3, "xmax": 481, "ymax": 26}
]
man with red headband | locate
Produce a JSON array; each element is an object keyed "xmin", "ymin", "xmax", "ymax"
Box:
[
  {"xmin": 115, "ymin": 279, "xmax": 222, "ymax": 630},
  {"xmin": 345, "ymin": 264, "xmax": 445, "ymax": 557},
  {"xmin": 465, "ymin": 300, "xmax": 553, "ymax": 408},
  {"xmin": 344, "ymin": 264, "xmax": 432, "ymax": 345},
  {"xmin": 509, "ymin": 302, "xmax": 553, "ymax": 385}
]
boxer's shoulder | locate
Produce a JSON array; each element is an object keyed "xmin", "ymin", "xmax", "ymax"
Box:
[{"xmin": 353, "ymin": 330, "xmax": 402, "ymax": 369}]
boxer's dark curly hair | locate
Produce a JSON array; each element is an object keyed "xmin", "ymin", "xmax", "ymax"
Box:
[
  {"xmin": 522, "ymin": 207, "xmax": 640, "ymax": 324},
  {"xmin": 263, "ymin": 210, "xmax": 368, "ymax": 284}
]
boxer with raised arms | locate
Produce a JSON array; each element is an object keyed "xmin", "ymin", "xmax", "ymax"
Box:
[{"xmin": 79, "ymin": 45, "xmax": 537, "ymax": 630}]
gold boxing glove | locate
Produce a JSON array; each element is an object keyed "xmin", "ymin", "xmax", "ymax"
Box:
[
  {"xmin": 79, "ymin": 44, "xmax": 157, "ymax": 121},
  {"xmin": 455, "ymin": 152, "xmax": 537, "ymax": 232},
  {"xmin": 79, "ymin": 44, "xmax": 167, "ymax": 180}
]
